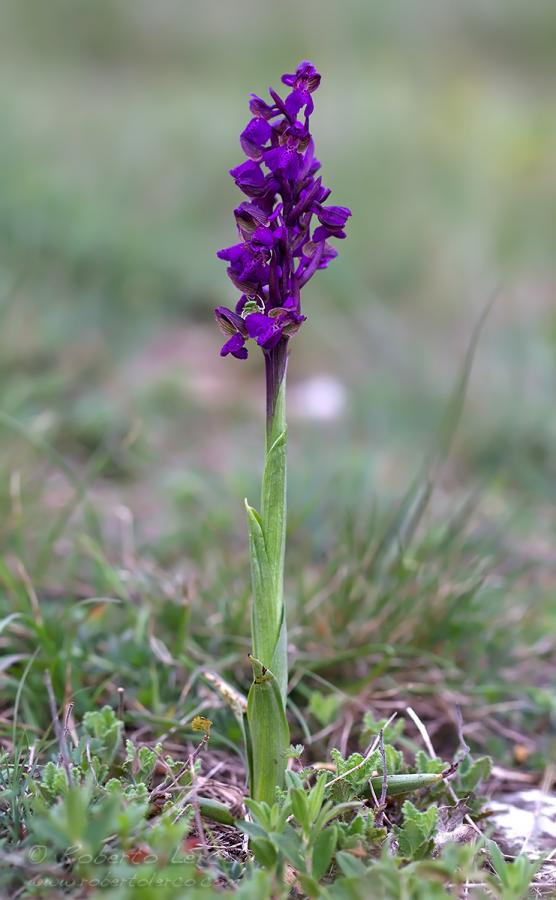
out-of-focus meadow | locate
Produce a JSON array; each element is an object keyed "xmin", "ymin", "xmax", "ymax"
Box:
[{"xmin": 1, "ymin": 0, "xmax": 556, "ymax": 824}]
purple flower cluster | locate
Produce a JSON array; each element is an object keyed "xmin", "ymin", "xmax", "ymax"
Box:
[{"xmin": 215, "ymin": 61, "xmax": 351, "ymax": 360}]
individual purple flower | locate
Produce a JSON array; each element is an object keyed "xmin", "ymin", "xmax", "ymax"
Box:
[
  {"xmin": 220, "ymin": 333, "xmax": 248, "ymax": 360},
  {"xmin": 229, "ymin": 160, "xmax": 265, "ymax": 196},
  {"xmin": 245, "ymin": 312, "xmax": 284, "ymax": 350},
  {"xmin": 215, "ymin": 61, "xmax": 350, "ymax": 365},
  {"xmin": 281, "ymin": 60, "xmax": 321, "ymax": 117},
  {"xmin": 281, "ymin": 60, "xmax": 321, "ymax": 93},
  {"xmin": 240, "ymin": 118, "xmax": 272, "ymax": 160},
  {"xmin": 316, "ymin": 205, "xmax": 352, "ymax": 229}
]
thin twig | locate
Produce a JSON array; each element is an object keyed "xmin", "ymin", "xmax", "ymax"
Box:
[
  {"xmin": 454, "ymin": 705, "xmax": 471, "ymax": 757},
  {"xmin": 407, "ymin": 706, "xmax": 437, "ymax": 758},
  {"xmin": 43, "ymin": 670, "xmax": 73, "ymax": 785},
  {"xmin": 85, "ymin": 739, "xmax": 97, "ymax": 785},
  {"xmin": 172, "ymin": 760, "xmax": 226, "ymax": 821},
  {"xmin": 369, "ymin": 782, "xmax": 393, "ymax": 828},
  {"xmin": 63, "ymin": 702, "xmax": 74, "ymax": 748},
  {"xmin": 26, "ymin": 744, "xmax": 36, "ymax": 774},
  {"xmin": 189, "ymin": 744, "xmax": 208, "ymax": 851},
  {"xmin": 117, "ymin": 686, "xmax": 125, "ymax": 723},
  {"xmin": 374, "ymin": 728, "xmax": 389, "ymax": 828}
]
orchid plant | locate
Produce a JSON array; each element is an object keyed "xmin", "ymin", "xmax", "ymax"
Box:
[{"xmin": 215, "ymin": 61, "xmax": 351, "ymax": 803}]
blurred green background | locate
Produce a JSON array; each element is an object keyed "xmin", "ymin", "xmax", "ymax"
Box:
[{"xmin": 0, "ymin": 0, "xmax": 555, "ymax": 557}]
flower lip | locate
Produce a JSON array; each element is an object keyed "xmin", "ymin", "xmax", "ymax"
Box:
[
  {"xmin": 217, "ymin": 243, "xmax": 245, "ymax": 263},
  {"xmin": 244, "ymin": 312, "xmax": 283, "ymax": 350},
  {"xmin": 263, "ymin": 146, "xmax": 300, "ymax": 181},
  {"xmin": 220, "ymin": 332, "xmax": 248, "ymax": 359},
  {"xmin": 250, "ymin": 225, "xmax": 275, "ymax": 250},
  {"xmin": 285, "ymin": 89, "xmax": 312, "ymax": 118}
]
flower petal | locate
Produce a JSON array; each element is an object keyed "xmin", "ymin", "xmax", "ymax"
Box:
[
  {"xmin": 220, "ymin": 333, "xmax": 248, "ymax": 359},
  {"xmin": 240, "ymin": 118, "xmax": 272, "ymax": 160},
  {"xmin": 317, "ymin": 205, "xmax": 352, "ymax": 229},
  {"xmin": 229, "ymin": 160, "xmax": 265, "ymax": 195},
  {"xmin": 214, "ymin": 306, "xmax": 247, "ymax": 337}
]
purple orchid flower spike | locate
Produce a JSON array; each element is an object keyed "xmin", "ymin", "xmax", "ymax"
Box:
[
  {"xmin": 215, "ymin": 60, "xmax": 351, "ymax": 424},
  {"xmin": 214, "ymin": 62, "xmax": 350, "ymax": 805}
]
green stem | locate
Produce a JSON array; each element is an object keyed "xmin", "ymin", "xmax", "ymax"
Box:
[{"xmin": 245, "ymin": 339, "xmax": 290, "ymax": 802}]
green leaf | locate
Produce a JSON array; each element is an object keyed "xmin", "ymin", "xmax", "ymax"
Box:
[
  {"xmin": 250, "ymin": 836, "xmax": 278, "ymax": 869},
  {"xmin": 487, "ymin": 838, "xmax": 540, "ymax": 896},
  {"xmin": 379, "ymin": 745, "xmax": 404, "ymax": 775},
  {"xmin": 319, "ymin": 801, "xmax": 363, "ymax": 829},
  {"xmin": 237, "ymin": 819, "xmax": 270, "ymax": 841},
  {"xmin": 285, "ymin": 769, "xmax": 305, "ymax": 791},
  {"xmin": 261, "ymin": 426, "xmax": 287, "ymax": 589},
  {"xmin": 291, "ymin": 787, "xmax": 310, "ymax": 833},
  {"xmin": 312, "ymin": 824, "xmax": 337, "ymax": 880},
  {"xmin": 41, "ymin": 761, "xmax": 69, "ymax": 800},
  {"xmin": 0, "ymin": 612, "xmax": 23, "ymax": 635},
  {"xmin": 82, "ymin": 705, "xmax": 123, "ymax": 765},
  {"xmin": 297, "ymin": 873, "xmax": 321, "ymax": 898},
  {"xmin": 308, "ymin": 772, "xmax": 328, "ymax": 823},
  {"xmin": 246, "ymin": 656, "xmax": 290, "ymax": 804},
  {"xmin": 272, "ymin": 826, "xmax": 306, "ymax": 871},
  {"xmin": 415, "ymin": 750, "xmax": 446, "ymax": 775},
  {"xmin": 457, "ymin": 755, "xmax": 492, "ymax": 793},
  {"xmin": 245, "ymin": 501, "xmax": 287, "ymax": 699},
  {"xmin": 396, "ymin": 800, "xmax": 438, "ymax": 860},
  {"xmin": 245, "ymin": 501, "xmax": 274, "ymax": 641},
  {"xmin": 336, "ymin": 850, "xmax": 369, "ymax": 877}
]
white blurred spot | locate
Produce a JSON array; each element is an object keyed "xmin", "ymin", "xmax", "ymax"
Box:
[
  {"xmin": 289, "ymin": 375, "xmax": 346, "ymax": 421},
  {"xmin": 490, "ymin": 790, "xmax": 556, "ymax": 855}
]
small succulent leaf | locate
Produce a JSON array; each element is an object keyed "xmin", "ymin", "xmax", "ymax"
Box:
[
  {"xmin": 290, "ymin": 787, "xmax": 310, "ymax": 832},
  {"xmin": 336, "ymin": 850, "xmax": 369, "ymax": 877},
  {"xmin": 272, "ymin": 827, "xmax": 306, "ymax": 871},
  {"xmin": 284, "ymin": 769, "xmax": 305, "ymax": 791},
  {"xmin": 236, "ymin": 819, "xmax": 269, "ymax": 841},
  {"xmin": 318, "ymin": 801, "xmax": 362, "ymax": 829},
  {"xmin": 297, "ymin": 874, "xmax": 321, "ymax": 898},
  {"xmin": 312, "ymin": 825, "xmax": 338, "ymax": 880},
  {"xmin": 307, "ymin": 772, "xmax": 328, "ymax": 822},
  {"xmin": 250, "ymin": 836, "xmax": 278, "ymax": 869}
]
